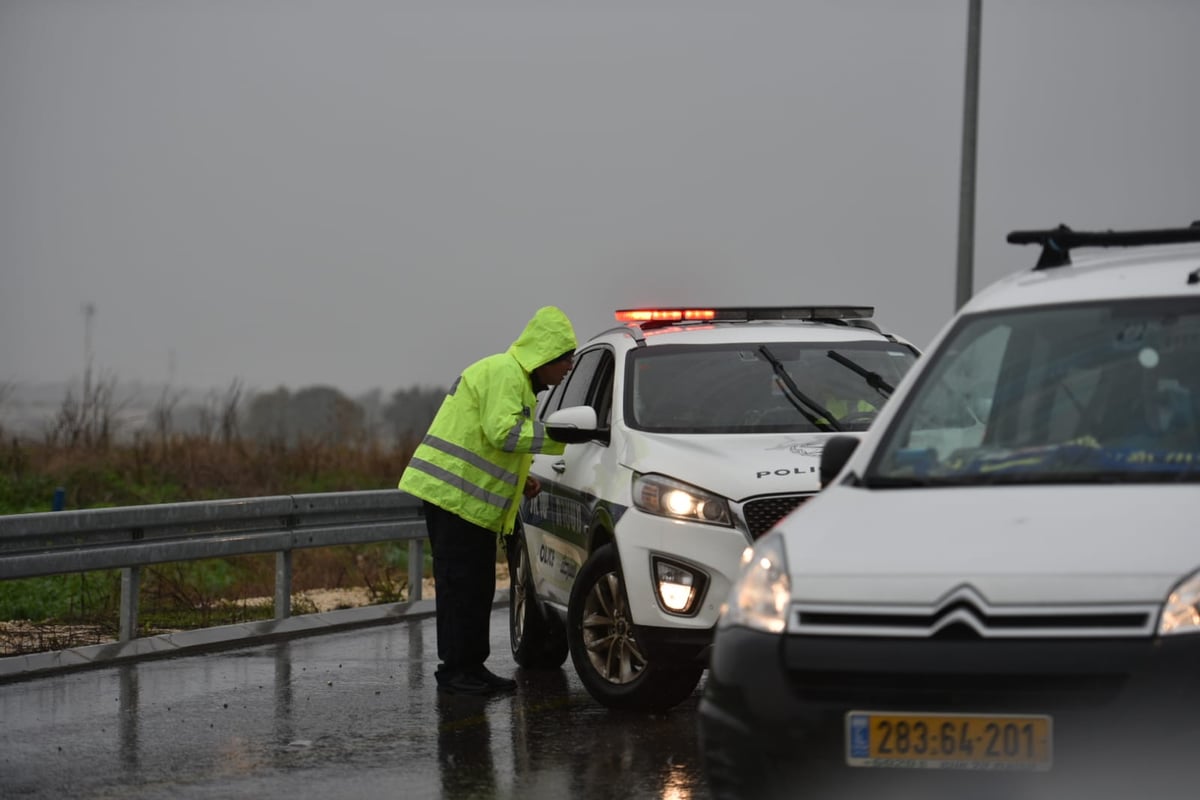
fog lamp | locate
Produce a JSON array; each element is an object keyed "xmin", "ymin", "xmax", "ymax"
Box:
[{"xmin": 655, "ymin": 559, "xmax": 699, "ymax": 613}]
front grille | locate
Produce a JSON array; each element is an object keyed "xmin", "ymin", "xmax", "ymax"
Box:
[
  {"xmin": 796, "ymin": 607, "xmax": 1154, "ymax": 637},
  {"xmin": 789, "ymin": 586, "xmax": 1159, "ymax": 639},
  {"xmin": 790, "ymin": 669, "xmax": 1127, "ymax": 709},
  {"xmin": 742, "ymin": 494, "xmax": 812, "ymax": 539}
]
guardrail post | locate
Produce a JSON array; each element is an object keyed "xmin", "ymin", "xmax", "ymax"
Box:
[
  {"xmin": 119, "ymin": 528, "xmax": 143, "ymax": 641},
  {"xmin": 408, "ymin": 539, "xmax": 424, "ymax": 602},
  {"xmin": 119, "ymin": 565, "xmax": 140, "ymax": 642},
  {"xmin": 275, "ymin": 550, "xmax": 293, "ymax": 620}
]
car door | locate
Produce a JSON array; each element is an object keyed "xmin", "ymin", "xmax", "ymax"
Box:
[{"xmin": 520, "ymin": 346, "xmax": 614, "ymax": 607}]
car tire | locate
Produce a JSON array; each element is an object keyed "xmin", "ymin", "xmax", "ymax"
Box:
[
  {"xmin": 508, "ymin": 529, "xmax": 569, "ymax": 669},
  {"xmin": 567, "ymin": 543, "xmax": 703, "ymax": 712}
]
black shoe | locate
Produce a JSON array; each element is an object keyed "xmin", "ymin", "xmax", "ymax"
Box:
[
  {"xmin": 436, "ymin": 671, "xmax": 495, "ymax": 696},
  {"xmin": 467, "ymin": 665, "xmax": 517, "ymax": 692}
]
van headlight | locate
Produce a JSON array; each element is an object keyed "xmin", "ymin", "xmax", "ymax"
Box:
[
  {"xmin": 1159, "ymin": 570, "xmax": 1200, "ymax": 635},
  {"xmin": 719, "ymin": 532, "xmax": 790, "ymax": 633},
  {"xmin": 632, "ymin": 473, "xmax": 732, "ymax": 526}
]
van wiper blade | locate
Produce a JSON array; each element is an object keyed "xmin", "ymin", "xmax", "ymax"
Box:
[
  {"xmin": 826, "ymin": 350, "xmax": 894, "ymax": 398},
  {"xmin": 757, "ymin": 345, "xmax": 842, "ymax": 432}
]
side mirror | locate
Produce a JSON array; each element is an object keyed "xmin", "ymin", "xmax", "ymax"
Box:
[
  {"xmin": 545, "ymin": 405, "xmax": 600, "ymax": 444},
  {"xmin": 819, "ymin": 435, "xmax": 861, "ymax": 488}
]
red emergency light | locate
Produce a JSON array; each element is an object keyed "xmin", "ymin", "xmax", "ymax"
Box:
[{"xmin": 614, "ymin": 308, "xmax": 717, "ymax": 323}]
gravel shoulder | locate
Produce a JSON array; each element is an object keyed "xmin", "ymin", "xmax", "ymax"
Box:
[{"xmin": 300, "ymin": 562, "xmax": 510, "ymax": 611}]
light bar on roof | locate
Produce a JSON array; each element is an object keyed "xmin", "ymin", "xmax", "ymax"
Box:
[
  {"xmin": 615, "ymin": 309, "xmax": 716, "ymax": 323},
  {"xmin": 614, "ymin": 306, "xmax": 874, "ymax": 323}
]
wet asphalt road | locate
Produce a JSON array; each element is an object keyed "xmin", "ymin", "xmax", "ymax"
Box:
[{"xmin": 0, "ymin": 607, "xmax": 710, "ymax": 800}]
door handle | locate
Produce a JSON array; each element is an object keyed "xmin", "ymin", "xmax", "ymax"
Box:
[{"xmin": 551, "ymin": 459, "xmax": 567, "ymax": 474}]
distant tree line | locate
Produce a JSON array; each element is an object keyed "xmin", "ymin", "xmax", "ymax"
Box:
[
  {"xmin": 242, "ymin": 384, "xmax": 446, "ymax": 447},
  {"xmin": 0, "ymin": 378, "xmax": 449, "ymax": 449}
]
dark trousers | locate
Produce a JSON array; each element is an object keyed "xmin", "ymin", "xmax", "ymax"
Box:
[{"xmin": 422, "ymin": 501, "xmax": 498, "ymax": 680}]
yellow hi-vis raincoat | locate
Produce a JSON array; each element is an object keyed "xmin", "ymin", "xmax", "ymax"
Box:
[
  {"xmin": 398, "ymin": 306, "xmax": 578, "ymax": 535},
  {"xmin": 824, "ymin": 397, "xmax": 877, "ymax": 419}
]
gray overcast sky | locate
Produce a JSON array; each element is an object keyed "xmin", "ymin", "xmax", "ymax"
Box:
[{"xmin": 2, "ymin": 0, "xmax": 1198, "ymax": 397}]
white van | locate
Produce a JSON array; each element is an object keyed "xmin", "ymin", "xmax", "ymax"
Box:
[{"xmin": 701, "ymin": 223, "xmax": 1200, "ymax": 798}]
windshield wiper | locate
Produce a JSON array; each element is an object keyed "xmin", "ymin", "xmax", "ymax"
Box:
[
  {"xmin": 757, "ymin": 345, "xmax": 842, "ymax": 432},
  {"xmin": 826, "ymin": 350, "xmax": 894, "ymax": 398}
]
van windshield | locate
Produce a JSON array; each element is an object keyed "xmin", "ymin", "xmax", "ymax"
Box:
[{"xmin": 867, "ymin": 299, "xmax": 1200, "ymax": 485}]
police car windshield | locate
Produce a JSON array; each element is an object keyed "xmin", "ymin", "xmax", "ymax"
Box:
[
  {"xmin": 867, "ymin": 298, "xmax": 1200, "ymax": 486},
  {"xmin": 625, "ymin": 342, "xmax": 917, "ymax": 434}
]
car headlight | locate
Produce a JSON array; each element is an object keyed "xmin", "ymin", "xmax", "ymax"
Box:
[
  {"xmin": 1159, "ymin": 569, "xmax": 1200, "ymax": 635},
  {"xmin": 718, "ymin": 532, "xmax": 790, "ymax": 633},
  {"xmin": 631, "ymin": 473, "xmax": 732, "ymax": 526}
]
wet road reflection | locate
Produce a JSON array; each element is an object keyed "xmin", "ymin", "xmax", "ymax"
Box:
[
  {"xmin": 0, "ymin": 607, "xmax": 712, "ymax": 800},
  {"xmin": 435, "ymin": 666, "xmax": 708, "ymax": 800},
  {"xmin": 436, "ymin": 690, "xmax": 498, "ymax": 798},
  {"xmin": 118, "ymin": 663, "xmax": 139, "ymax": 773}
]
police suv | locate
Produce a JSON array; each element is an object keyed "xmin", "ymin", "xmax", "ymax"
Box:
[
  {"xmin": 702, "ymin": 224, "xmax": 1200, "ymax": 798},
  {"xmin": 507, "ymin": 306, "xmax": 919, "ymax": 711}
]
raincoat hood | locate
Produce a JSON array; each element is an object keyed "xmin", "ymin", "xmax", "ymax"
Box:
[{"xmin": 509, "ymin": 306, "xmax": 578, "ymax": 373}]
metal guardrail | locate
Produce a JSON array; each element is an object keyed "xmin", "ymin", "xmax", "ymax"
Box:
[{"xmin": 0, "ymin": 490, "xmax": 428, "ymax": 643}]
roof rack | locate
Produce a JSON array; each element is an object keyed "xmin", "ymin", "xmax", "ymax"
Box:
[{"xmin": 1007, "ymin": 222, "xmax": 1200, "ymax": 270}]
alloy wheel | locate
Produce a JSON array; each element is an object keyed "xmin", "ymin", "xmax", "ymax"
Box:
[{"xmin": 580, "ymin": 571, "xmax": 647, "ymax": 684}]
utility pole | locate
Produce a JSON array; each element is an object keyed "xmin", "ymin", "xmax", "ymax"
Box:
[
  {"xmin": 82, "ymin": 302, "xmax": 96, "ymax": 398},
  {"xmin": 955, "ymin": 0, "xmax": 982, "ymax": 310}
]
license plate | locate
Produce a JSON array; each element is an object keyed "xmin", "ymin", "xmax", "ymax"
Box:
[{"xmin": 845, "ymin": 711, "xmax": 1053, "ymax": 771}]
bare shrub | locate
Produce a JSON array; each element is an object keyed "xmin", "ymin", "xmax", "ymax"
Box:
[
  {"xmin": 192, "ymin": 379, "xmax": 245, "ymax": 444},
  {"xmin": 44, "ymin": 371, "xmax": 125, "ymax": 449},
  {"xmin": 152, "ymin": 383, "xmax": 184, "ymax": 447}
]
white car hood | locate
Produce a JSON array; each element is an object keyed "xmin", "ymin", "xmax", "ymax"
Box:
[
  {"xmin": 620, "ymin": 432, "xmax": 841, "ymax": 500},
  {"xmin": 779, "ymin": 484, "xmax": 1200, "ymax": 605}
]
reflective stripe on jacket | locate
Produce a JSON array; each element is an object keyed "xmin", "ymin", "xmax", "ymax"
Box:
[{"xmin": 398, "ymin": 306, "xmax": 577, "ymax": 535}]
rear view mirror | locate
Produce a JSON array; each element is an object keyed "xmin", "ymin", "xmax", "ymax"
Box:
[{"xmin": 819, "ymin": 435, "xmax": 860, "ymax": 488}]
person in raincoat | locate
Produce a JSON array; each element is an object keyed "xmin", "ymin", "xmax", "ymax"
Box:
[{"xmin": 399, "ymin": 306, "xmax": 577, "ymax": 696}]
